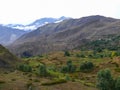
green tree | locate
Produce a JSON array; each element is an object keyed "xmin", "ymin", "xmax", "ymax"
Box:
[
  {"xmin": 115, "ymin": 77, "xmax": 120, "ymax": 90},
  {"xmin": 38, "ymin": 64, "xmax": 47, "ymax": 77},
  {"xmin": 97, "ymin": 69, "xmax": 115, "ymax": 90},
  {"xmin": 66, "ymin": 60, "xmax": 76, "ymax": 73},
  {"xmin": 61, "ymin": 60, "xmax": 76, "ymax": 73},
  {"xmin": 61, "ymin": 66, "xmax": 68, "ymax": 73},
  {"xmin": 80, "ymin": 61, "xmax": 94, "ymax": 72},
  {"xmin": 64, "ymin": 51, "xmax": 70, "ymax": 56},
  {"xmin": 18, "ymin": 64, "xmax": 32, "ymax": 72}
]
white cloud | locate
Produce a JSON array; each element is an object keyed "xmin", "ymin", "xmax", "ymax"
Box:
[{"xmin": 0, "ymin": 0, "xmax": 119, "ymax": 24}]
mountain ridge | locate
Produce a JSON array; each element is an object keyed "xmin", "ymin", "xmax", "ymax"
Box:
[
  {"xmin": 0, "ymin": 25, "xmax": 27, "ymax": 45},
  {"xmin": 4, "ymin": 16, "xmax": 70, "ymax": 31},
  {"xmin": 8, "ymin": 15, "xmax": 120, "ymax": 57}
]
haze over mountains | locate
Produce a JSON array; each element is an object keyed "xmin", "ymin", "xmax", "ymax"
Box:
[
  {"xmin": 8, "ymin": 15, "xmax": 120, "ymax": 57},
  {"xmin": 0, "ymin": 16, "xmax": 69, "ymax": 45},
  {"xmin": 0, "ymin": 25, "xmax": 26, "ymax": 45},
  {"xmin": 4, "ymin": 16, "xmax": 69, "ymax": 31}
]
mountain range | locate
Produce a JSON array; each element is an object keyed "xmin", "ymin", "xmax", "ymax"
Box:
[
  {"xmin": 0, "ymin": 25, "xmax": 27, "ymax": 45},
  {"xmin": 0, "ymin": 16, "xmax": 69, "ymax": 45},
  {"xmin": 8, "ymin": 15, "xmax": 120, "ymax": 57},
  {"xmin": 4, "ymin": 16, "xmax": 69, "ymax": 31}
]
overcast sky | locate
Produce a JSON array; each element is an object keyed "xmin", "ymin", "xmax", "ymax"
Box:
[{"xmin": 0, "ymin": 0, "xmax": 120, "ymax": 25}]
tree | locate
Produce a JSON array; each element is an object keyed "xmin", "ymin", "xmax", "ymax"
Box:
[
  {"xmin": 38, "ymin": 64, "xmax": 47, "ymax": 77},
  {"xmin": 80, "ymin": 61, "xmax": 94, "ymax": 72},
  {"xmin": 64, "ymin": 51, "xmax": 70, "ymax": 56},
  {"xmin": 61, "ymin": 60, "xmax": 76, "ymax": 73},
  {"xmin": 97, "ymin": 69, "xmax": 115, "ymax": 90},
  {"xmin": 66, "ymin": 60, "xmax": 76, "ymax": 73},
  {"xmin": 115, "ymin": 77, "xmax": 120, "ymax": 90},
  {"xmin": 61, "ymin": 66, "xmax": 68, "ymax": 73},
  {"xmin": 18, "ymin": 64, "xmax": 32, "ymax": 72}
]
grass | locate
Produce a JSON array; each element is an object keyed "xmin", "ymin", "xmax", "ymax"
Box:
[
  {"xmin": 1, "ymin": 49, "xmax": 120, "ymax": 90},
  {"xmin": 41, "ymin": 79, "xmax": 67, "ymax": 86}
]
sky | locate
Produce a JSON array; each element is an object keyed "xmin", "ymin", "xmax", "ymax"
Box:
[{"xmin": 0, "ymin": 0, "xmax": 120, "ymax": 25}]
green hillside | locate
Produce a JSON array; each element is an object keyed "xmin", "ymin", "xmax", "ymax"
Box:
[
  {"xmin": 0, "ymin": 44, "xmax": 19, "ymax": 70},
  {"xmin": 0, "ymin": 48, "xmax": 120, "ymax": 90}
]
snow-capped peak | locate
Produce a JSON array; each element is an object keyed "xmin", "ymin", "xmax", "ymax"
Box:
[{"xmin": 4, "ymin": 16, "xmax": 70, "ymax": 31}]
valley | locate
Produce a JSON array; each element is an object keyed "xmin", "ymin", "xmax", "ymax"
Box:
[
  {"xmin": 0, "ymin": 48, "xmax": 120, "ymax": 90},
  {"xmin": 1, "ymin": 15, "xmax": 120, "ymax": 90}
]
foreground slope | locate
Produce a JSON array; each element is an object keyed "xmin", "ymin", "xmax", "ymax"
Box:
[
  {"xmin": 9, "ymin": 15, "xmax": 120, "ymax": 56},
  {"xmin": 0, "ymin": 44, "xmax": 19, "ymax": 69}
]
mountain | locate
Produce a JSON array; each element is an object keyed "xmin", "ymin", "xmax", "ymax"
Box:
[
  {"xmin": 0, "ymin": 44, "xmax": 19, "ymax": 70},
  {"xmin": 5, "ymin": 16, "xmax": 70, "ymax": 31},
  {"xmin": 8, "ymin": 15, "xmax": 120, "ymax": 57},
  {"xmin": 0, "ymin": 25, "xmax": 27, "ymax": 45}
]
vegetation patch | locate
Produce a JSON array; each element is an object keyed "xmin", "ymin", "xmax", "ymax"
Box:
[{"xmin": 41, "ymin": 79, "xmax": 67, "ymax": 86}]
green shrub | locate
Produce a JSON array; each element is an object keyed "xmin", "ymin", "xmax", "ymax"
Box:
[
  {"xmin": 64, "ymin": 51, "xmax": 70, "ymax": 56},
  {"xmin": 17, "ymin": 64, "xmax": 32, "ymax": 72},
  {"xmin": 76, "ymin": 54, "xmax": 85, "ymax": 58},
  {"xmin": 80, "ymin": 61, "xmax": 94, "ymax": 72},
  {"xmin": 97, "ymin": 69, "xmax": 120, "ymax": 90},
  {"xmin": 97, "ymin": 69, "xmax": 115, "ymax": 90},
  {"xmin": 37, "ymin": 64, "xmax": 48, "ymax": 77},
  {"xmin": 61, "ymin": 66, "xmax": 68, "ymax": 73},
  {"xmin": 115, "ymin": 77, "xmax": 120, "ymax": 90},
  {"xmin": 61, "ymin": 60, "xmax": 76, "ymax": 73}
]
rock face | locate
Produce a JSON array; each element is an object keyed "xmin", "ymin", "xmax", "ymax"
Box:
[
  {"xmin": 0, "ymin": 44, "xmax": 19, "ymax": 69},
  {"xmin": 8, "ymin": 15, "xmax": 120, "ymax": 56}
]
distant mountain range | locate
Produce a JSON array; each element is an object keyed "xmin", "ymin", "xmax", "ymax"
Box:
[
  {"xmin": 4, "ymin": 16, "xmax": 70, "ymax": 31},
  {"xmin": 8, "ymin": 15, "xmax": 120, "ymax": 57},
  {"xmin": 0, "ymin": 16, "xmax": 69, "ymax": 45},
  {"xmin": 0, "ymin": 25, "xmax": 27, "ymax": 45}
]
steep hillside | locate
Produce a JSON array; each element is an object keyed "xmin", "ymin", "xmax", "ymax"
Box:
[
  {"xmin": 0, "ymin": 25, "xmax": 27, "ymax": 45},
  {"xmin": 0, "ymin": 44, "xmax": 19, "ymax": 69},
  {"xmin": 9, "ymin": 15, "xmax": 120, "ymax": 56}
]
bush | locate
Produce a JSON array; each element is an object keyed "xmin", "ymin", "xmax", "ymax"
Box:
[
  {"xmin": 115, "ymin": 77, "xmax": 120, "ymax": 90},
  {"xmin": 80, "ymin": 61, "xmax": 94, "ymax": 72},
  {"xmin": 97, "ymin": 69, "xmax": 120, "ymax": 90},
  {"xmin": 76, "ymin": 54, "xmax": 85, "ymax": 58},
  {"xmin": 97, "ymin": 69, "xmax": 115, "ymax": 90},
  {"xmin": 17, "ymin": 64, "xmax": 32, "ymax": 72},
  {"xmin": 61, "ymin": 66, "xmax": 68, "ymax": 73},
  {"xmin": 61, "ymin": 60, "xmax": 76, "ymax": 73},
  {"xmin": 64, "ymin": 51, "xmax": 70, "ymax": 56},
  {"xmin": 37, "ymin": 64, "xmax": 48, "ymax": 77}
]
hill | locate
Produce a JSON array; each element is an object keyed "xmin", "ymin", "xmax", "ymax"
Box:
[
  {"xmin": 0, "ymin": 49, "xmax": 119, "ymax": 90},
  {"xmin": 0, "ymin": 44, "xmax": 19, "ymax": 69},
  {"xmin": 8, "ymin": 15, "xmax": 120, "ymax": 57}
]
